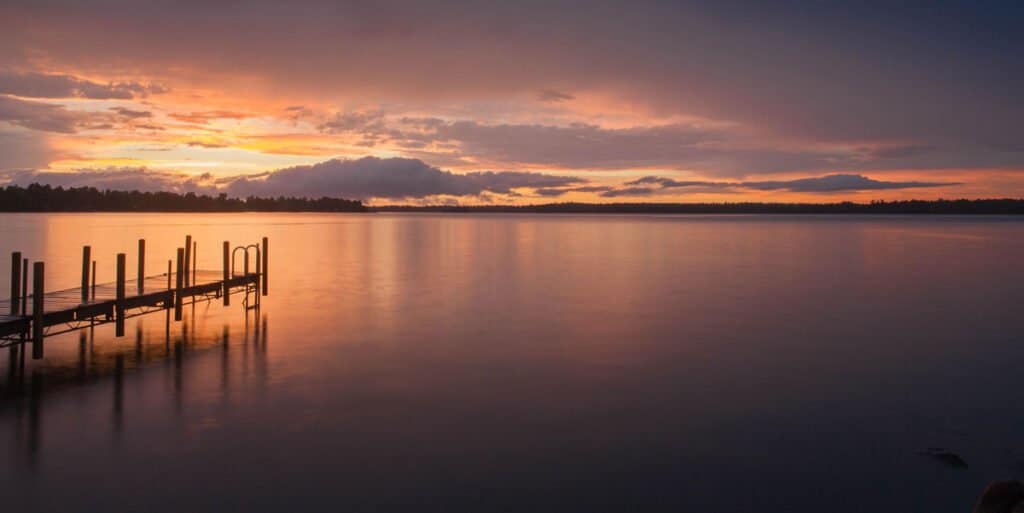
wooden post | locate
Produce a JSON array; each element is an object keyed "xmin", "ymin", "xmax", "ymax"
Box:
[
  {"xmin": 184, "ymin": 235, "xmax": 192, "ymax": 287},
  {"xmin": 167, "ymin": 260, "xmax": 172, "ymax": 290},
  {"xmin": 81, "ymin": 246, "xmax": 91, "ymax": 303},
  {"xmin": 262, "ymin": 237, "xmax": 268, "ymax": 296},
  {"xmin": 222, "ymin": 241, "xmax": 230, "ymax": 306},
  {"xmin": 115, "ymin": 253, "xmax": 126, "ymax": 337},
  {"xmin": 254, "ymin": 248, "xmax": 261, "ymax": 309},
  {"xmin": 175, "ymin": 248, "xmax": 184, "ymax": 321},
  {"xmin": 21, "ymin": 260, "xmax": 28, "ymax": 315},
  {"xmin": 192, "ymin": 241, "xmax": 197, "ymax": 286},
  {"xmin": 137, "ymin": 239, "xmax": 145, "ymax": 293},
  {"xmin": 91, "ymin": 260, "xmax": 96, "ymax": 300},
  {"xmin": 10, "ymin": 252, "xmax": 21, "ymax": 315},
  {"xmin": 32, "ymin": 262, "xmax": 44, "ymax": 359}
]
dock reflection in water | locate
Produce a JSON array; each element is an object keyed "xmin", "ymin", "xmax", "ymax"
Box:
[{"xmin": 1, "ymin": 303, "xmax": 268, "ymax": 468}]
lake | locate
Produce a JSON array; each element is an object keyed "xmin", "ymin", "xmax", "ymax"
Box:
[{"xmin": 1, "ymin": 213, "xmax": 1023, "ymax": 512}]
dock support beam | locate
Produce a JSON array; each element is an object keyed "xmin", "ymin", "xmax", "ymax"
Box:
[
  {"xmin": 10, "ymin": 252, "xmax": 21, "ymax": 315},
  {"xmin": 262, "ymin": 237, "xmax": 269, "ymax": 296},
  {"xmin": 184, "ymin": 235, "xmax": 192, "ymax": 287},
  {"xmin": 222, "ymin": 241, "xmax": 230, "ymax": 306},
  {"xmin": 81, "ymin": 246, "xmax": 91, "ymax": 304},
  {"xmin": 116, "ymin": 253, "xmax": 126, "ymax": 337},
  {"xmin": 137, "ymin": 239, "xmax": 145, "ymax": 293},
  {"xmin": 175, "ymin": 248, "xmax": 184, "ymax": 321},
  {"xmin": 32, "ymin": 262, "xmax": 44, "ymax": 359}
]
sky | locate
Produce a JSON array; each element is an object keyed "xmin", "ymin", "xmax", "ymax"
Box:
[{"xmin": 0, "ymin": 0, "xmax": 1022, "ymax": 204}]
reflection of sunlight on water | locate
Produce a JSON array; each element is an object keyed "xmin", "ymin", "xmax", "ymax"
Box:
[{"xmin": 1, "ymin": 305, "xmax": 268, "ymax": 468}]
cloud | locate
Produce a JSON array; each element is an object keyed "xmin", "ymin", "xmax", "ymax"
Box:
[
  {"xmin": 0, "ymin": 70, "xmax": 165, "ymax": 99},
  {"xmin": 0, "ymin": 95, "xmax": 90, "ymax": 133},
  {"xmin": 352, "ymin": 118, "xmax": 745, "ymax": 171},
  {"xmin": 600, "ymin": 187, "xmax": 656, "ymax": 198},
  {"xmin": 534, "ymin": 188, "xmax": 571, "ymax": 197},
  {"xmin": 0, "ymin": 167, "xmax": 215, "ymax": 193},
  {"xmin": 0, "ymin": 95, "xmax": 165, "ymax": 134},
  {"xmin": 319, "ymin": 111, "xmax": 386, "ymax": 134},
  {"xmin": 607, "ymin": 173, "xmax": 961, "ymax": 196},
  {"xmin": 109, "ymin": 106, "xmax": 152, "ymax": 119},
  {"xmin": 226, "ymin": 157, "xmax": 584, "ymax": 200},
  {"xmin": 741, "ymin": 174, "xmax": 959, "ymax": 192},
  {"xmin": 168, "ymin": 110, "xmax": 250, "ymax": 124},
  {"xmin": 284, "ymin": 105, "xmax": 313, "ymax": 122},
  {"xmin": 0, "ymin": 161, "xmax": 966, "ymax": 203},
  {"xmin": 3, "ymin": 0, "xmax": 1018, "ymax": 150},
  {"xmin": 534, "ymin": 185, "xmax": 614, "ymax": 197},
  {"xmin": 328, "ymin": 117, "xmax": 986, "ymax": 175},
  {"xmin": 185, "ymin": 139, "xmax": 231, "ymax": 148},
  {"xmin": 1, "ymin": 2, "xmax": 1021, "ymax": 189},
  {"xmin": 624, "ymin": 176, "xmax": 717, "ymax": 188},
  {"xmin": 536, "ymin": 89, "xmax": 574, "ymax": 102}
]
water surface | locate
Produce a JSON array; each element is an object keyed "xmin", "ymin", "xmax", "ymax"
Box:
[{"xmin": 2, "ymin": 213, "xmax": 1023, "ymax": 512}]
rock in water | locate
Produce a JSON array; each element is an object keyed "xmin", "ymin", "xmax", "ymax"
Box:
[
  {"xmin": 920, "ymin": 447, "xmax": 968, "ymax": 469},
  {"xmin": 972, "ymin": 480, "xmax": 1024, "ymax": 513}
]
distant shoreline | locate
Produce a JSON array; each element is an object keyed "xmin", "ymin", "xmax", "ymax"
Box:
[
  {"xmin": 370, "ymin": 200, "xmax": 1024, "ymax": 215},
  {"xmin": 2, "ymin": 184, "xmax": 1024, "ymax": 214}
]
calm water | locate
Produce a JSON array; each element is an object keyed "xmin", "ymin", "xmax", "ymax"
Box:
[{"xmin": 1, "ymin": 213, "xmax": 1023, "ymax": 512}]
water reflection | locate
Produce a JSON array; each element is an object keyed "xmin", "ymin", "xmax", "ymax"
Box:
[
  {"xmin": 1, "ymin": 307, "xmax": 269, "ymax": 467},
  {"xmin": 1, "ymin": 214, "xmax": 1024, "ymax": 512}
]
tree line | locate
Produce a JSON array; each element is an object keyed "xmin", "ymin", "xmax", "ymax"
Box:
[
  {"xmin": 2, "ymin": 184, "xmax": 1022, "ymax": 214},
  {"xmin": 375, "ymin": 199, "xmax": 1024, "ymax": 214},
  {"xmin": 0, "ymin": 184, "xmax": 367, "ymax": 212}
]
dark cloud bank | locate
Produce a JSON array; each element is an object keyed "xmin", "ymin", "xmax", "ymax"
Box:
[
  {"xmin": 2, "ymin": 157, "xmax": 961, "ymax": 202},
  {"xmin": 225, "ymin": 157, "xmax": 582, "ymax": 199}
]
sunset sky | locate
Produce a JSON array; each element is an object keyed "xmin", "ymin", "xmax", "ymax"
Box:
[{"xmin": 1, "ymin": 1, "xmax": 1021, "ymax": 204}]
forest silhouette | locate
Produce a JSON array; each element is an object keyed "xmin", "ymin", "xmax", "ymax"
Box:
[{"xmin": 2, "ymin": 183, "xmax": 1024, "ymax": 214}]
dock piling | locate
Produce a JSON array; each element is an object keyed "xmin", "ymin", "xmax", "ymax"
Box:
[
  {"xmin": 32, "ymin": 262, "xmax": 44, "ymax": 359},
  {"xmin": 21, "ymin": 260, "xmax": 28, "ymax": 315},
  {"xmin": 115, "ymin": 253, "xmax": 126, "ymax": 337},
  {"xmin": 167, "ymin": 260, "xmax": 171, "ymax": 290},
  {"xmin": 81, "ymin": 246, "xmax": 91, "ymax": 304},
  {"xmin": 137, "ymin": 240, "xmax": 145, "ymax": 293},
  {"xmin": 223, "ymin": 241, "xmax": 230, "ymax": 306},
  {"xmin": 262, "ymin": 237, "xmax": 268, "ymax": 296},
  {"xmin": 10, "ymin": 252, "xmax": 21, "ymax": 315},
  {"xmin": 175, "ymin": 248, "xmax": 184, "ymax": 321},
  {"xmin": 184, "ymin": 235, "xmax": 192, "ymax": 287},
  {"xmin": 254, "ymin": 247, "xmax": 261, "ymax": 309},
  {"xmin": 192, "ymin": 241, "xmax": 197, "ymax": 286}
]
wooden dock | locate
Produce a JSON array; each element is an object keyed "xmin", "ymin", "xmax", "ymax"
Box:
[{"xmin": 1, "ymin": 236, "xmax": 268, "ymax": 359}]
